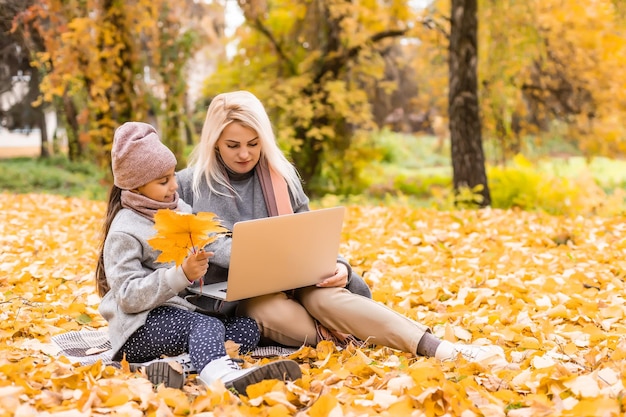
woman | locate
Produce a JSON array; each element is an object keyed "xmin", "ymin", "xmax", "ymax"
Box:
[{"xmin": 177, "ymin": 91, "xmax": 505, "ymax": 362}]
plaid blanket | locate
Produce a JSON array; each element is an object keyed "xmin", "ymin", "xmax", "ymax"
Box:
[
  {"xmin": 51, "ymin": 330, "xmax": 115, "ymax": 366},
  {"xmin": 50, "ymin": 329, "xmax": 298, "ymax": 368}
]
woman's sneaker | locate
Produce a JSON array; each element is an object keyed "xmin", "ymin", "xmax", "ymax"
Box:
[
  {"xmin": 451, "ymin": 344, "xmax": 505, "ymax": 362},
  {"xmin": 435, "ymin": 340, "xmax": 506, "ymax": 363},
  {"xmin": 131, "ymin": 353, "xmax": 196, "ymax": 389},
  {"xmin": 199, "ymin": 355, "xmax": 301, "ymax": 395}
]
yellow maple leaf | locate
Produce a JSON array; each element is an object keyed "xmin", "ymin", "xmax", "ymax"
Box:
[{"xmin": 147, "ymin": 209, "xmax": 227, "ymax": 266}]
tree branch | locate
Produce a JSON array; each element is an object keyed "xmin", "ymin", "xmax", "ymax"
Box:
[
  {"xmin": 251, "ymin": 18, "xmax": 297, "ymax": 75},
  {"xmin": 421, "ymin": 16, "xmax": 450, "ymax": 40},
  {"xmin": 313, "ymin": 28, "xmax": 409, "ymax": 84}
]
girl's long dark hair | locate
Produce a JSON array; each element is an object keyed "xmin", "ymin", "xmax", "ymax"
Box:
[{"xmin": 95, "ymin": 185, "xmax": 123, "ymax": 297}]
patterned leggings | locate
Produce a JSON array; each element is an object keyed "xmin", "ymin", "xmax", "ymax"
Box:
[{"xmin": 118, "ymin": 306, "xmax": 260, "ymax": 371}]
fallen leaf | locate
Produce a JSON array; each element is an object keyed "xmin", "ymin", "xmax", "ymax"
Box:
[{"xmin": 4, "ymin": 193, "xmax": 626, "ymax": 416}]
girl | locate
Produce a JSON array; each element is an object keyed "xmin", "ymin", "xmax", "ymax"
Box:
[
  {"xmin": 94, "ymin": 121, "xmax": 301, "ymax": 391},
  {"xmin": 177, "ymin": 91, "xmax": 506, "ymax": 363}
]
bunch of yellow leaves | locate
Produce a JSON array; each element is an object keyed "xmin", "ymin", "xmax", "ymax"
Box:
[{"xmin": 147, "ymin": 209, "xmax": 227, "ymax": 266}]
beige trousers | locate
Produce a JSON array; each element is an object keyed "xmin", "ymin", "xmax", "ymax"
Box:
[{"xmin": 236, "ymin": 286, "xmax": 430, "ymax": 354}]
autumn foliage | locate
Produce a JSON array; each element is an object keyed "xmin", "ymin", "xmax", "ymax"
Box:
[{"xmin": 1, "ymin": 193, "xmax": 626, "ymax": 416}]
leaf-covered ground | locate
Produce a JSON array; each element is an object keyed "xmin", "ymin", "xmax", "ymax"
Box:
[{"xmin": 1, "ymin": 193, "xmax": 625, "ymax": 416}]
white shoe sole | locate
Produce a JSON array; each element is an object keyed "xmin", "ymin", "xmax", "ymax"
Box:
[{"xmin": 227, "ymin": 359, "xmax": 301, "ymax": 395}]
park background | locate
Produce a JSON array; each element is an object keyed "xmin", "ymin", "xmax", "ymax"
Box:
[{"xmin": 1, "ymin": 0, "xmax": 626, "ymax": 416}]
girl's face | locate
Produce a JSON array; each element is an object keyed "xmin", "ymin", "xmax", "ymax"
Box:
[
  {"xmin": 135, "ymin": 168, "xmax": 178, "ymax": 203},
  {"xmin": 215, "ymin": 122, "xmax": 261, "ymax": 174}
]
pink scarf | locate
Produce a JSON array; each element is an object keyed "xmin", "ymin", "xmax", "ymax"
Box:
[
  {"xmin": 255, "ymin": 160, "xmax": 357, "ymax": 346},
  {"xmin": 121, "ymin": 190, "xmax": 180, "ymax": 221},
  {"xmin": 255, "ymin": 159, "xmax": 293, "ymax": 216}
]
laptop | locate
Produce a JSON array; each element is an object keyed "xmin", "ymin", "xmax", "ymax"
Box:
[{"xmin": 188, "ymin": 206, "xmax": 345, "ymax": 301}]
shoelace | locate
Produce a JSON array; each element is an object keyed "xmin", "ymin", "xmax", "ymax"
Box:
[
  {"xmin": 454, "ymin": 345, "xmax": 481, "ymax": 360},
  {"xmin": 136, "ymin": 354, "xmax": 197, "ymax": 373},
  {"xmin": 177, "ymin": 357, "xmax": 195, "ymax": 372},
  {"xmin": 225, "ymin": 359, "xmax": 241, "ymax": 371}
]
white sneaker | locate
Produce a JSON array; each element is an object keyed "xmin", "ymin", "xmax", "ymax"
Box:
[
  {"xmin": 131, "ymin": 353, "xmax": 196, "ymax": 389},
  {"xmin": 436, "ymin": 341, "xmax": 505, "ymax": 363},
  {"xmin": 452, "ymin": 344, "xmax": 505, "ymax": 362},
  {"xmin": 199, "ymin": 355, "xmax": 302, "ymax": 394}
]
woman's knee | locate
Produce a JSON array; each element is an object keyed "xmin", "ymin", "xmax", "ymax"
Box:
[
  {"xmin": 237, "ymin": 292, "xmax": 318, "ymax": 346},
  {"xmin": 298, "ymin": 286, "xmax": 346, "ymax": 316},
  {"xmin": 236, "ymin": 292, "xmax": 303, "ymax": 331},
  {"xmin": 237, "ymin": 293, "xmax": 288, "ymax": 319}
]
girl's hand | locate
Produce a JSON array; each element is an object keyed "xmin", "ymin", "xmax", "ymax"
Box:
[
  {"xmin": 316, "ymin": 262, "xmax": 349, "ymax": 288},
  {"xmin": 182, "ymin": 250, "xmax": 213, "ymax": 282}
]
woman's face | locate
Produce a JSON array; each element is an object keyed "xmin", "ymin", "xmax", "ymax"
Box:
[{"xmin": 215, "ymin": 122, "xmax": 261, "ymax": 174}]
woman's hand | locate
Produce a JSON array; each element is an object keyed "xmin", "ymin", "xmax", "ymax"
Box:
[
  {"xmin": 182, "ymin": 250, "xmax": 213, "ymax": 282},
  {"xmin": 316, "ymin": 262, "xmax": 349, "ymax": 288}
]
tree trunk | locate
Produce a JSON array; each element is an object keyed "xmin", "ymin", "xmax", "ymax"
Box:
[
  {"xmin": 449, "ymin": 0, "xmax": 491, "ymax": 207},
  {"xmin": 62, "ymin": 94, "xmax": 81, "ymax": 161},
  {"xmin": 29, "ymin": 69, "xmax": 49, "ymax": 158},
  {"xmin": 290, "ymin": 122, "xmax": 322, "ymax": 196},
  {"xmin": 36, "ymin": 108, "xmax": 48, "ymax": 158}
]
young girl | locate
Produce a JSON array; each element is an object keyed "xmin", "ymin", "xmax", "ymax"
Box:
[
  {"xmin": 94, "ymin": 121, "xmax": 301, "ymax": 391},
  {"xmin": 177, "ymin": 91, "xmax": 506, "ymax": 363}
]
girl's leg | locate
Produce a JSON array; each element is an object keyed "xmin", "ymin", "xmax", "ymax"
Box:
[
  {"xmin": 187, "ymin": 314, "xmax": 230, "ymax": 371},
  {"xmin": 119, "ymin": 306, "xmax": 229, "ymax": 371},
  {"xmin": 120, "ymin": 306, "xmax": 192, "ymax": 362},
  {"xmin": 121, "ymin": 306, "xmax": 298, "ymax": 392},
  {"xmin": 236, "ymin": 292, "xmax": 318, "ymax": 347},
  {"xmin": 222, "ymin": 316, "xmax": 261, "ymax": 353},
  {"xmin": 296, "ymin": 286, "xmax": 429, "ymax": 354}
]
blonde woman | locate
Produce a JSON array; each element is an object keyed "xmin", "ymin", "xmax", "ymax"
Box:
[{"xmin": 177, "ymin": 91, "xmax": 505, "ymax": 362}]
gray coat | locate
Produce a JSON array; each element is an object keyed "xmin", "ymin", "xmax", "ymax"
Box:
[
  {"xmin": 175, "ymin": 168, "xmax": 354, "ymax": 284},
  {"xmin": 98, "ymin": 201, "xmax": 200, "ymax": 358}
]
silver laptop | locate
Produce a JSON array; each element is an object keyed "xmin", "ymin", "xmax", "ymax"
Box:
[{"xmin": 188, "ymin": 206, "xmax": 345, "ymax": 301}]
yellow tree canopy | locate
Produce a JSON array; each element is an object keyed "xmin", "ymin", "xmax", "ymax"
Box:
[{"xmin": 413, "ymin": 0, "xmax": 626, "ymax": 160}]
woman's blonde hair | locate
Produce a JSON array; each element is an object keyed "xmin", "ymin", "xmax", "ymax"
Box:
[{"xmin": 187, "ymin": 90, "xmax": 301, "ymax": 198}]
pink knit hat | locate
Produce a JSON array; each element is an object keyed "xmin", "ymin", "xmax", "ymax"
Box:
[{"xmin": 111, "ymin": 122, "xmax": 177, "ymax": 190}]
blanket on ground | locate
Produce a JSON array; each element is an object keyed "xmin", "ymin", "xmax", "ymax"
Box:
[{"xmin": 50, "ymin": 329, "xmax": 298, "ymax": 368}]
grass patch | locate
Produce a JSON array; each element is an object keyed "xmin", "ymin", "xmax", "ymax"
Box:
[
  {"xmin": 537, "ymin": 156, "xmax": 626, "ymax": 191},
  {"xmin": 360, "ymin": 131, "xmax": 626, "ymax": 214},
  {"xmin": 0, "ymin": 155, "xmax": 108, "ymax": 200}
]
